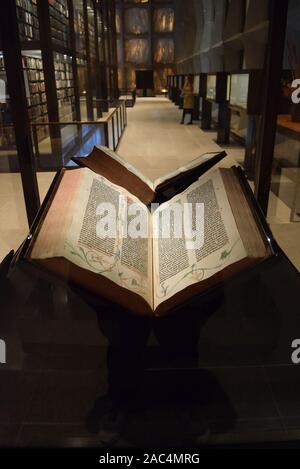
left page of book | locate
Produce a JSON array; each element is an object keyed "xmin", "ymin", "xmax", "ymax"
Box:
[{"xmin": 30, "ymin": 168, "xmax": 153, "ymax": 309}]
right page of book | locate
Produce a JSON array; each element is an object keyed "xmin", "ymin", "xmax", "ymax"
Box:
[
  {"xmin": 152, "ymin": 169, "xmax": 248, "ymax": 309},
  {"xmin": 153, "ymin": 151, "xmax": 221, "ymax": 189}
]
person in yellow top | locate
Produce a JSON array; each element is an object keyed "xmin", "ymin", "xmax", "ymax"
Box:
[{"xmin": 180, "ymin": 75, "xmax": 195, "ymax": 125}]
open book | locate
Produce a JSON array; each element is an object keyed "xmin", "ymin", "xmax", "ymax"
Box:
[
  {"xmin": 71, "ymin": 145, "xmax": 227, "ymax": 205},
  {"xmin": 25, "ymin": 164, "xmax": 272, "ymax": 316}
]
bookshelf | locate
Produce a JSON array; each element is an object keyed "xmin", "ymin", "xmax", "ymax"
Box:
[
  {"xmin": 22, "ymin": 53, "xmax": 48, "ymax": 141},
  {"xmin": 54, "ymin": 53, "xmax": 76, "ymax": 122},
  {"xmin": 48, "ymin": 0, "xmax": 70, "ymax": 49},
  {"xmin": 16, "ymin": 0, "xmax": 39, "ymax": 42},
  {"xmin": 0, "ymin": 56, "xmax": 15, "ymax": 148}
]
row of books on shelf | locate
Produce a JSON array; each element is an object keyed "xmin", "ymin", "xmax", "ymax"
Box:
[
  {"xmin": 55, "ymin": 71, "xmax": 73, "ymax": 81},
  {"xmin": 56, "ymin": 80, "xmax": 74, "ymax": 90},
  {"xmin": 27, "ymin": 92, "xmax": 46, "ymax": 107},
  {"xmin": 28, "ymin": 103, "xmax": 47, "ymax": 120},
  {"xmin": 22, "ymin": 56, "xmax": 43, "ymax": 70},
  {"xmin": 27, "ymin": 69, "xmax": 45, "ymax": 81},
  {"xmin": 0, "ymin": 126, "xmax": 15, "ymax": 147},
  {"xmin": 16, "ymin": 0, "xmax": 39, "ymax": 41},
  {"xmin": 29, "ymin": 81, "xmax": 45, "ymax": 94},
  {"xmin": 57, "ymin": 89, "xmax": 75, "ymax": 101},
  {"xmin": 54, "ymin": 60, "xmax": 72, "ymax": 72},
  {"xmin": 49, "ymin": 0, "xmax": 70, "ymax": 48},
  {"xmin": 36, "ymin": 124, "xmax": 49, "ymax": 142},
  {"xmin": 49, "ymin": 0, "xmax": 69, "ymax": 20},
  {"xmin": 50, "ymin": 26, "xmax": 69, "ymax": 48}
]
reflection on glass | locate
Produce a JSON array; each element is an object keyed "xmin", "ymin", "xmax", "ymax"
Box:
[
  {"xmin": 206, "ymin": 75, "xmax": 216, "ymax": 100},
  {"xmin": 230, "ymin": 74, "xmax": 249, "ymax": 109},
  {"xmin": 153, "ymin": 8, "xmax": 174, "ymax": 33},
  {"xmin": 154, "ymin": 39, "xmax": 174, "ymax": 64},
  {"xmin": 125, "ymin": 39, "xmax": 149, "ymax": 64},
  {"xmin": 125, "ymin": 8, "xmax": 148, "ymax": 34}
]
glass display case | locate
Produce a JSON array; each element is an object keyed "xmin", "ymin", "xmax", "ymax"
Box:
[
  {"xmin": 206, "ymin": 74, "xmax": 216, "ymax": 100},
  {"xmin": 229, "ymin": 73, "xmax": 249, "ymax": 109}
]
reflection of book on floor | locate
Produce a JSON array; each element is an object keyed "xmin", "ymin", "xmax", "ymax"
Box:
[{"xmin": 24, "ymin": 147, "xmax": 273, "ymax": 316}]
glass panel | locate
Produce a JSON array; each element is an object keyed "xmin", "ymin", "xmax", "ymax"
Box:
[
  {"xmin": 16, "ymin": 0, "xmax": 39, "ymax": 42},
  {"xmin": 74, "ymin": 0, "xmax": 86, "ymax": 52},
  {"xmin": 76, "ymin": 57, "xmax": 88, "ymax": 121},
  {"xmin": 154, "ymin": 39, "xmax": 174, "ymax": 64},
  {"xmin": 153, "ymin": 8, "xmax": 174, "ymax": 33},
  {"xmin": 114, "ymin": 114, "xmax": 118, "ymax": 146},
  {"xmin": 0, "ymin": 51, "xmax": 29, "ymax": 260},
  {"xmin": 49, "ymin": 0, "xmax": 70, "ymax": 49},
  {"xmin": 107, "ymin": 119, "xmax": 113, "ymax": 150},
  {"xmin": 54, "ymin": 53, "xmax": 75, "ymax": 122},
  {"xmin": 230, "ymin": 74, "xmax": 249, "ymax": 109},
  {"xmin": 22, "ymin": 51, "xmax": 49, "ymax": 141},
  {"xmin": 125, "ymin": 39, "xmax": 150, "ymax": 64},
  {"xmin": 230, "ymin": 109, "xmax": 247, "ymax": 141},
  {"xmin": 193, "ymin": 75, "xmax": 200, "ymax": 94},
  {"xmin": 31, "ymin": 122, "xmax": 106, "ymax": 169},
  {"xmin": 268, "ymin": 0, "xmax": 300, "ymax": 238},
  {"xmin": 87, "ymin": 0, "xmax": 96, "ymax": 59},
  {"xmin": 206, "ymin": 74, "xmax": 216, "ymax": 100},
  {"xmin": 124, "ymin": 8, "xmax": 148, "ymax": 35}
]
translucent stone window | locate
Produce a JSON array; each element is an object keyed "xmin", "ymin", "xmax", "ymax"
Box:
[
  {"xmin": 153, "ymin": 8, "xmax": 174, "ymax": 33},
  {"xmin": 125, "ymin": 39, "xmax": 150, "ymax": 64},
  {"xmin": 154, "ymin": 39, "xmax": 174, "ymax": 64},
  {"xmin": 125, "ymin": 8, "xmax": 149, "ymax": 34}
]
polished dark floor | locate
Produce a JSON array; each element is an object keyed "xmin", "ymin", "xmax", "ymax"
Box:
[{"xmin": 0, "ymin": 250, "xmax": 300, "ymax": 447}]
